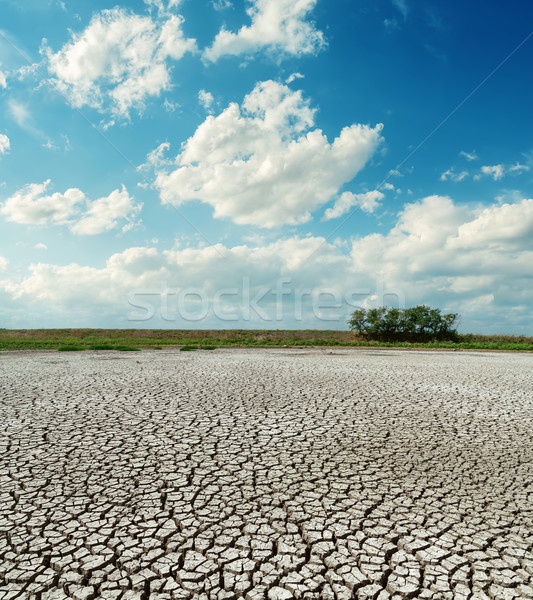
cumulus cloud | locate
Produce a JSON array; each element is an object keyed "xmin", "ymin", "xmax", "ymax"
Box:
[
  {"xmin": 350, "ymin": 195, "xmax": 533, "ymax": 330},
  {"xmin": 198, "ymin": 89, "xmax": 214, "ymax": 112},
  {"xmin": 352, "ymin": 196, "xmax": 470, "ymax": 277},
  {"xmin": 140, "ymin": 142, "xmax": 172, "ymax": 172},
  {"xmin": 1, "ymin": 195, "xmax": 533, "ymax": 332},
  {"xmin": 1, "ymin": 237, "xmax": 349, "ymax": 325},
  {"xmin": 1, "ymin": 181, "xmax": 83, "ymax": 226},
  {"xmin": 154, "ymin": 80, "xmax": 383, "ymax": 227},
  {"xmin": 459, "ymin": 150, "xmax": 478, "ymax": 161},
  {"xmin": 212, "ymin": 0, "xmax": 233, "ymax": 9},
  {"xmin": 447, "ymin": 275, "xmax": 496, "ymax": 294},
  {"xmin": 70, "ymin": 187, "xmax": 142, "ymax": 235},
  {"xmin": 0, "ymin": 256, "xmax": 7, "ymax": 272},
  {"xmin": 323, "ymin": 190, "xmax": 384, "ymax": 220},
  {"xmin": 286, "ymin": 72, "xmax": 304, "ymax": 84},
  {"xmin": 144, "ymin": 0, "xmax": 182, "ymax": 15},
  {"xmin": 0, "ymin": 69, "xmax": 6, "ymax": 88},
  {"xmin": 44, "ymin": 7, "xmax": 196, "ymax": 118},
  {"xmin": 474, "ymin": 162, "xmax": 530, "ymax": 181},
  {"xmin": 0, "ymin": 133, "xmax": 10, "ymax": 155},
  {"xmin": 440, "ymin": 168, "xmax": 468, "ymax": 182},
  {"xmin": 163, "ymin": 98, "xmax": 179, "ymax": 113},
  {"xmin": 203, "ymin": 0, "xmax": 325, "ymax": 62},
  {"xmin": 480, "ymin": 164, "xmax": 505, "ymax": 181},
  {"xmin": 446, "ymin": 198, "xmax": 533, "ymax": 250},
  {"xmin": 0, "ymin": 180, "xmax": 142, "ymax": 234}
]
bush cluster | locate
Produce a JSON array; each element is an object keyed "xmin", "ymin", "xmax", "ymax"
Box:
[{"xmin": 348, "ymin": 305, "xmax": 459, "ymax": 342}]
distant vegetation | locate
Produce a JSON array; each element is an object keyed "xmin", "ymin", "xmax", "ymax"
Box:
[
  {"xmin": 179, "ymin": 345, "xmax": 217, "ymax": 351},
  {"xmin": 0, "ymin": 328, "xmax": 532, "ymax": 352},
  {"xmin": 58, "ymin": 343, "xmax": 140, "ymax": 352},
  {"xmin": 348, "ymin": 305, "xmax": 459, "ymax": 342},
  {"xmin": 57, "ymin": 345, "xmax": 85, "ymax": 352}
]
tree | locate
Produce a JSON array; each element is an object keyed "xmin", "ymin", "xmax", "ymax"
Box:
[
  {"xmin": 348, "ymin": 305, "xmax": 459, "ymax": 342},
  {"xmin": 348, "ymin": 308, "xmax": 368, "ymax": 334}
]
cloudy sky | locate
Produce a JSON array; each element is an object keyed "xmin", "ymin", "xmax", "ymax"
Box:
[{"xmin": 0, "ymin": 0, "xmax": 532, "ymax": 333}]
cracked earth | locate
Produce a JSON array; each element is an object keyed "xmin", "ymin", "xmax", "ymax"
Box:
[{"xmin": 1, "ymin": 348, "xmax": 533, "ymax": 600}]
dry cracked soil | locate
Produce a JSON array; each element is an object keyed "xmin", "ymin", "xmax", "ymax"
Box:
[{"xmin": 1, "ymin": 347, "xmax": 532, "ymax": 600}]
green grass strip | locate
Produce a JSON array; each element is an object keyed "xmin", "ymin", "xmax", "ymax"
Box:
[{"xmin": 57, "ymin": 346, "xmax": 85, "ymax": 352}]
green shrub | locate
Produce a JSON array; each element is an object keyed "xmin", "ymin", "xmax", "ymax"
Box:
[
  {"xmin": 348, "ymin": 305, "xmax": 459, "ymax": 342},
  {"xmin": 87, "ymin": 344, "xmax": 114, "ymax": 350},
  {"xmin": 58, "ymin": 346, "xmax": 85, "ymax": 352},
  {"xmin": 114, "ymin": 345, "xmax": 140, "ymax": 351}
]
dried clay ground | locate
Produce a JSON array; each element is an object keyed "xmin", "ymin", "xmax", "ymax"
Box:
[{"xmin": 1, "ymin": 348, "xmax": 532, "ymax": 600}]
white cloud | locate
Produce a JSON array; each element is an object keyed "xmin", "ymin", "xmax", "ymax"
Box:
[
  {"xmin": 203, "ymin": 0, "xmax": 325, "ymax": 62},
  {"xmin": 350, "ymin": 195, "xmax": 533, "ymax": 328},
  {"xmin": 0, "ymin": 70, "xmax": 6, "ymax": 88},
  {"xmin": 1, "ymin": 180, "xmax": 83, "ymax": 225},
  {"xmin": 323, "ymin": 190, "xmax": 384, "ymax": 220},
  {"xmin": 1, "ymin": 237, "xmax": 348, "ymax": 316},
  {"xmin": 42, "ymin": 140, "xmax": 58, "ymax": 151},
  {"xmin": 353, "ymin": 196, "xmax": 471, "ymax": 266},
  {"xmin": 446, "ymin": 199, "xmax": 533, "ymax": 250},
  {"xmin": 140, "ymin": 142, "xmax": 172, "ymax": 172},
  {"xmin": 480, "ymin": 164, "xmax": 504, "ymax": 180},
  {"xmin": 8, "ymin": 100, "xmax": 30, "ymax": 127},
  {"xmin": 154, "ymin": 80, "xmax": 383, "ymax": 227},
  {"xmin": 384, "ymin": 18, "xmax": 400, "ymax": 31},
  {"xmin": 459, "ymin": 150, "xmax": 478, "ymax": 161},
  {"xmin": 474, "ymin": 162, "xmax": 530, "ymax": 181},
  {"xmin": 2, "ymin": 196, "xmax": 533, "ymax": 332},
  {"xmin": 144, "ymin": 0, "xmax": 183, "ymax": 15},
  {"xmin": 286, "ymin": 72, "xmax": 304, "ymax": 84},
  {"xmin": 70, "ymin": 186, "xmax": 142, "ymax": 235},
  {"xmin": 212, "ymin": 0, "xmax": 233, "ymax": 9},
  {"xmin": 447, "ymin": 275, "xmax": 495, "ymax": 294},
  {"xmin": 7, "ymin": 99, "xmax": 45, "ymax": 138},
  {"xmin": 388, "ymin": 169, "xmax": 403, "ymax": 177},
  {"xmin": 35, "ymin": 243, "xmax": 48, "ymax": 250},
  {"xmin": 509, "ymin": 162, "xmax": 530, "ymax": 174},
  {"xmin": 163, "ymin": 98, "xmax": 180, "ymax": 112},
  {"xmin": 392, "ymin": 0, "xmax": 409, "ymax": 19},
  {"xmin": 0, "ymin": 133, "xmax": 10, "ymax": 155},
  {"xmin": 426, "ymin": 9, "xmax": 443, "ymax": 30},
  {"xmin": 198, "ymin": 89, "xmax": 214, "ymax": 112},
  {"xmin": 440, "ymin": 168, "xmax": 468, "ymax": 182},
  {"xmin": 0, "ymin": 256, "xmax": 7, "ymax": 272},
  {"xmin": 0, "ymin": 180, "xmax": 142, "ymax": 235},
  {"xmin": 44, "ymin": 7, "xmax": 196, "ymax": 118}
]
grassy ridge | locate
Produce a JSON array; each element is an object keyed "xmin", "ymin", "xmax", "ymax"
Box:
[{"xmin": 0, "ymin": 329, "xmax": 532, "ymax": 351}]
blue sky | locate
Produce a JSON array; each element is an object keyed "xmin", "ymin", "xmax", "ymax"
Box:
[{"xmin": 0, "ymin": 0, "xmax": 532, "ymax": 333}]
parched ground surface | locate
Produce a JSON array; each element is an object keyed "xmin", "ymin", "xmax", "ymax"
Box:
[{"xmin": 1, "ymin": 348, "xmax": 533, "ymax": 600}]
